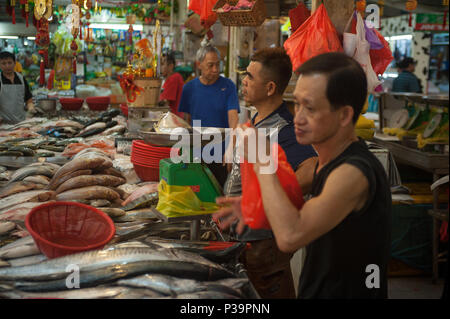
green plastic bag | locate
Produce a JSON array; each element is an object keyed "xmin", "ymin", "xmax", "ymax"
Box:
[{"xmin": 156, "ymin": 180, "xmax": 219, "ymax": 218}]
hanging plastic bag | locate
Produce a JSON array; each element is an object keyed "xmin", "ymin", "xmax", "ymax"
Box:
[
  {"xmin": 288, "ymin": 1, "xmax": 310, "ymax": 33},
  {"xmin": 284, "ymin": 4, "xmax": 343, "ymax": 71},
  {"xmin": 352, "ymin": 12, "xmax": 381, "ymax": 93},
  {"xmin": 369, "ymin": 28, "xmax": 394, "ymax": 76},
  {"xmin": 343, "ymin": 13, "xmax": 357, "ymax": 57},
  {"xmin": 188, "ymin": 0, "xmax": 202, "ymax": 15},
  {"xmin": 201, "ymin": 0, "xmax": 218, "ymax": 29},
  {"xmin": 156, "ymin": 180, "xmax": 219, "ymax": 218},
  {"xmin": 240, "ymin": 143, "xmax": 304, "ymax": 230}
]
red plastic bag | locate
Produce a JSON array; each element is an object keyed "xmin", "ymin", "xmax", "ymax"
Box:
[
  {"xmin": 240, "ymin": 143, "xmax": 304, "ymax": 230},
  {"xmin": 189, "ymin": 0, "xmax": 217, "ymax": 29},
  {"xmin": 369, "ymin": 29, "xmax": 394, "ymax": 76},
  {"xmin": 284, "ymin": 4, "xmax": 343, "ymax": 71},
  {"xmin": 288, "ymin": 1, "xmax": 310, "ymax": 33}
]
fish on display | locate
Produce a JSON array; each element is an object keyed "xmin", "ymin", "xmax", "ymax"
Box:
[
  {"xmin": 0, "ymin": 190, "xmax": 56, "ymax": 212},
  {"xmin": 122, "ymin": 192, "xmax": 159, "ymax": 211},
  {"xmin": 7, "ymin": 164, "xmax": 58, "ymax": 184},
  {"xmin": 0, "ymin": 221, "xmax": 15, "ymax": 235},
  {"xmin": 0, "ymin": 202, "xmax": 53, "ymax": 221},
  {"xmin": 0, "ymin": 247, "xmax": 234, "ymax": 282},
  {"xmin": 47, "ymin": 156, "xmax": 109, "ymax": 189},
  {"xmin": 0, "ymin": 285, "xmax": 132, "ymax": 299},
  {"xmin": 0, "ymin": 236, "xmax": 40, "ymax": 260},
  {"xmin": 116, "ymin": 273, "xmax": 245, "ymax": 297},
  {"xmin": 55, "ymin": 175, "xmax": 126, "ymax": 194},
  {"xmin": 112, "ymin": 209, "xmax": 161, "ymax": 223},
  {"xmin": 98, "ymin": 207, "xmax": 126, "ymax": 218},
  {"xmin": 77, "ymin": 122, "xmax": 107, "ymax": 137},
  {"xmin": 0, "ymin": 181, "xmax": 42, "ymax": 199},
  {"xmin": 6, "ymin": 254, "xmax": 47, "ymax": 267},
  {"xmin": 49, "ymin": 169, "xmax": 92, "ymax": 191},
  {"xmin": 89, "ymin": 199, "xmax": 111, "ymax": 207},
  {"xmin": 55, "ymin": 186, "xmax": 121, "ymax": 202},
  {"xmin": 22, "ymin": 175, "xmax": 50, "ymax": 186}
]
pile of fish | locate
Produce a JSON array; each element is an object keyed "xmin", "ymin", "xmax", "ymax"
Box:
[{"xmin": 0, "ymin": 237, "xmax": 253, "ymax": 299}]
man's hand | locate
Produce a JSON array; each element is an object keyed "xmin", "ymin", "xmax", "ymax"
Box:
[
  {"xmin": 122, "ymin": 183, "xmax": 159, "ymax": 206},
  {"xmin": 213, "ymin": 196, "xmax": 246, "ymax": 234}
]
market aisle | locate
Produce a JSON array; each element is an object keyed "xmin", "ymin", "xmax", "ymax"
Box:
[{"xmin": 388, "ymin": 277, "xmax": 444, "ymax": 299}]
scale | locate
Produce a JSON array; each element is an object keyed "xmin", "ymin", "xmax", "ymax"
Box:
[{"xmin": 140, "ymin": 127, "xmax": 227, "ymax": 240}]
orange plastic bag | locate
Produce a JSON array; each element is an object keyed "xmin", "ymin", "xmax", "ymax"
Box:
[
  {"xmin": 240, "ymin": 143, "xmax": 304, "ymax": 230},
  {"xmin": 284, "ymin": 4, "xmax": 343, "ymax": 71},
  {"xmin": 369, "ymin": 29, "xmax": 394, "ymax": 76},
  {"xmin": 189, "ymin": 0, "xmax": 217, "ymax": 29}
]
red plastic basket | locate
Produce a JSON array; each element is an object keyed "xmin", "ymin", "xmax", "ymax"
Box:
[
  {"xmin": 133, "ymin": 163, "xmax": 160, "ymax": 182},
  {"xmin": 86, "ymin": 96, "xmax": 110, "ymax": 111},
  {"xmin": 25, "ymin": 201, "xmax": 115, "ymax": 258},
  {"xmin": 59, "ymin": 98, "xmax": 84, "ymax": 111},
  {"xmin": 120, "ymin": 103, "xmax": 128, "ymax": 117}
]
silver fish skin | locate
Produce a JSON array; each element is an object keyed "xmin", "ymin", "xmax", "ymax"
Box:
[
  {"xmin": 0, "ymin": 190, "xmax": 56, "ymax": 212},
  {"xmin": 0, "ymin": 286, "xmax": 129, "ymax": 299},
  {"xmin": 0, "ymin": 221, "xmax": 16, "ymax": 235},
  {"xmin": 7, "ymin": 254, "xmax": 47, "ymax": 267},
  {"xmin": 166, "ymin": 291, "xmax": 240, "ymax": 299},
  {"xmin": 0, "ymin": 241, "xmax": 40, "ymax": 259},
  {"xmin": 0, "ymin": 247, "xmax": 233, "ymax": 282},
  {"xmin": 117, "ymin": 274, "xmax": 207, "ymax": 296},
  {"xmin": 8, "ymin": 166, "xmax": 55, "ymax": 184}
]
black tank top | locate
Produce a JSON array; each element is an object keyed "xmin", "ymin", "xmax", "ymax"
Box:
[{"xmin": 297, "ymin": 139, "xmax": 391, "ymax": 299}]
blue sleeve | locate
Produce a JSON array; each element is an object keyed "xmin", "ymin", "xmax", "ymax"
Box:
[
  {"xmin": 226, "ymin": 80, "xmax": 240, "ymax": 113},
  {"xmin": 178, "ymin": 82, "xmax": 191, "ymax": 114},
  {"xmin": 278, "ymin": 125, "xmax": 317, "ymax": 170}
]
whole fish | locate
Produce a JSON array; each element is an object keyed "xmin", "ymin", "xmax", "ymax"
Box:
[
  {"xmin": 0, "ymin": 166, "xmax": 8, "ymax": 173},
  {"xmin": 167, "ymin": 291, "xmax": 239, "ymax": 299},
  {"xmin": 113, "ymin": 209, "xmax": 161, "ymax": 223},
  {"xmin": 117, "ymin": 274, "xmax": 246, "ymax": 297},
  {"xmin": 0, "ymin": 201, "xmax": 54, "ymax": 221},
  {"xmin": 47, "ymin": 156, "xmax": 107, "ymax": 189},
  {"xmin": 0, "ymin": 247, "xmax": 234, "ymax": 282},
  {"xmin": 89, "ymin": 199, "xmax": 111, "ymax": 207},
  {"xmin": 96, "ymin": 167, "xmax": 125, "ymax": 179},
  {"xmin": 0, "ymin": 190, "xmax": 56, "ymax": 212},
  {"xmin": 102, "ymin": 125, "xmax": 126, "ymax": 136},
  {"xmin": 48, "ymin": 169, "xmax": 92, "ymax": 191},
  {"xmin": 0, "ymin": 181, "xmax": 40, "ymax": 199},
  {"xmin": 8, "ymin": 165, "xmax": 56, "ymax": 184},
  {"xmin": 0, "ymin": 221, "xmax": 16, "ymax": 235},
  {"xmin": 56, "ymin": 186, "xmax": 120, "ymax": 202},
  {"xmin": 78, "ymin": 122, "xmax": 106, "ymax": 136},
  {"xmin": 0, "ymin": 240, "xmax": 40, "ymax": 260},
  {"xmin": 0, "ymin": 286, "xmax": 130, "ymax": 299},
  {"xmin": 122, "ymin": 192, "xmax": 159, "ymax": 211},
  {"xmin": 23, "ymin": 175, "xmax": 50, "ymax": 185},
  {"xmin": 98, "ymin": 207, "xmax": 126, "ymax": 218},
  {"xmin": 77, "ymin": 127, "xmax": 107, "ymax": 138},
  {"xmin": 55, "ymin": 175, "xmax": 126, "ymax": 194},
  {"xmin": 7, "ymin": 254, "xmax": 47, "ymax": 267}
]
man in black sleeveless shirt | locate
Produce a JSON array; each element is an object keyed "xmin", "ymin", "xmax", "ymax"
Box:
[{"xmin": 214, "ymin": 52, "xmax": 391, "ymax": 299}]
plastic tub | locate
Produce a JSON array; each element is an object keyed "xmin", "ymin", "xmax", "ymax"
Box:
[
  {"xmin": 133, "ymin": 163, "xmax": 160, "ymax": 181},
  {"xmin": 60, "ymin": 98, "xmax": 84, "ymax": 111},
  {"xmin": 86, "ymin": 96, "xmax": 110, "ymax": 111},
  {"xmin": 25, "ymin": 201, "xmax": 115, "ymax": 258}
]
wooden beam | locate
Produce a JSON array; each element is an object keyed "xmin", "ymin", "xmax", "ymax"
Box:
[{"xmin": 311, "ymin": 0, "xmax": 355, "ymax": 36}]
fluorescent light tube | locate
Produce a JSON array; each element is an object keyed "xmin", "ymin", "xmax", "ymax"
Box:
[
  {"xmin": 385, "ymin": 35, "xmax": 413, "ymax": 41},
  {"xmin": 0, "ymin": 36, "xmax": 19, "ymax": 39},
  {"xmin": 89, "ymin": 23, "xmax": 143, "ymax": 31}
]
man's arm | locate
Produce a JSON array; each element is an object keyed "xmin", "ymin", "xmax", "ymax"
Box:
[
  {"xmin": 295, "ymin": 156, "xmax": 318, "ymax": 195},
  {"xmin": 255, "ymin": 163, "xmax": 370, "ymax": 253},
  {"xmin": 227, "ymin": 109, "xmax": 239, "ymax": 129}
]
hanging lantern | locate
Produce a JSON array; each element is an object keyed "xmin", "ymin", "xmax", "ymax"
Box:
[
  {"xmin": 356, "ymin": 0, "xmax": 366, "ymax": 13},
  {"xmin": 405, "ymin": 0, "xmax": 417, "ymax": 27}
]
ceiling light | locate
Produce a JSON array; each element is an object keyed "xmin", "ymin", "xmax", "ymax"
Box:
[
  {"xmin": 0, "ymin": 36, "xmax": 19, "ymax": 39},
  {"xmin": 89, "ymin": 23, "xmax": 143, "ymax": 31}
]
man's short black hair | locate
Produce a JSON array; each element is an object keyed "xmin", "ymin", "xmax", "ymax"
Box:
[
  {"xmin": 296, "ymin": 52, "xmax": 367, "ymax": 124},
  {"xmin": 0, "ymin": 51, "xmax": 15, "ymax": 62},
  {"xmin": 162, "ymin": 52, "xmax": 176, "ymax": 66},
  {"xmin": 397, "ymin": 57, "xmax": 416, "ymax": 70},
  {"xmin": 251, "ymin": 47, "xmax": 293, "ymax": 95}
]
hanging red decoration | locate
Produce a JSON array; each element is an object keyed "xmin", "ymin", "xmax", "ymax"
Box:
[
  {"xmin": 356, "ymin": 0, "xmax": 366, "ymax": 13},
  {"xmin": 11, "ymin": 0, "xmax": 16, "ymax": 24},
  {"xmin": 405, "ymin": 0, "xmax": 417, "ymax": 27}
]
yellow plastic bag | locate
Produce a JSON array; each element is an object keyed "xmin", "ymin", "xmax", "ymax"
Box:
[
  {"xmin": 356, "ymin": 114, "xmax": 375, "ymax": 129},
  {"xmin": 156, "ymin": 180, "xmax": 219, "ymax": 218}
]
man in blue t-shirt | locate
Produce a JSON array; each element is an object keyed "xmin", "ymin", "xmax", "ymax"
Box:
[{"xmin": 178, "ymin": 45, "xmax": 240, "ymax": 186}]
